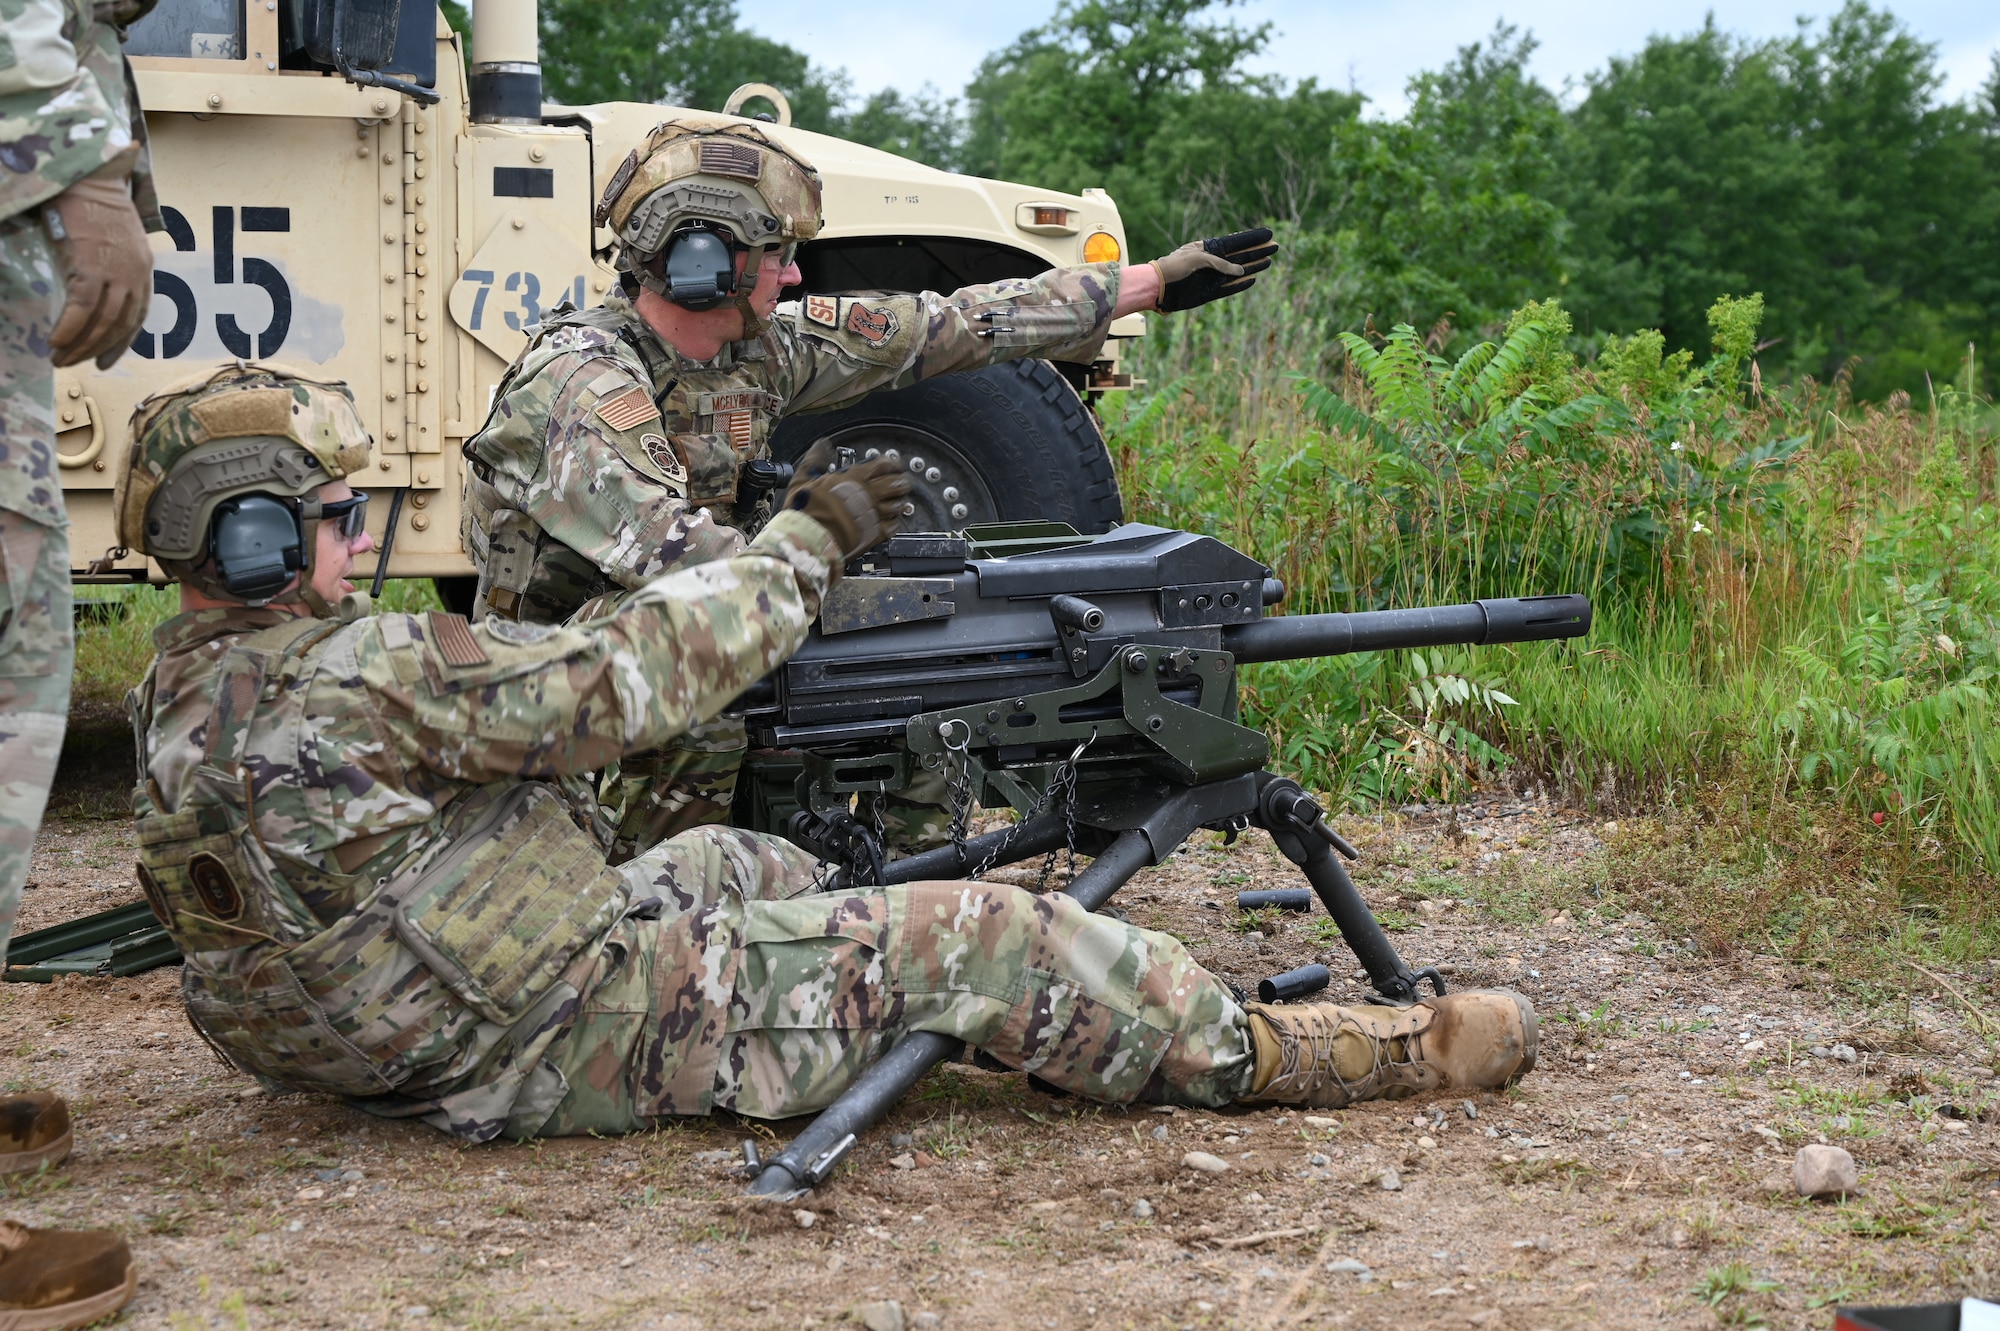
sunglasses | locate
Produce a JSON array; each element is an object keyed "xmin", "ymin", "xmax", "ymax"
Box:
[{"xmin": 305, "ymin": 492, "xmax": 369, "ymax": 540}]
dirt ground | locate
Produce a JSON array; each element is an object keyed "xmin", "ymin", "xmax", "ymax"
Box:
[{"xmin": 5, "ymin": 792, "xmax": 1996, "ymax": 1331}]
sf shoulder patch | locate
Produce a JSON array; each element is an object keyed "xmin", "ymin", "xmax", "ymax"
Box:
[
  {"xmin": 594, "ymin": 384, "xmax": 661, "ymax": 432},
  {"xmin": 805, "ymin": 293, "xmax": 839, "ymax": 328},
  {"xmin": 640, "ymin": 432, "xmax": 687, "ymax": 483},
  {"xmin": 844, "ymin": 299, "xmax": 900, "ymax": 349}
]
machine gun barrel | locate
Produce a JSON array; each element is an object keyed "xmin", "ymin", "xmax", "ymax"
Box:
[{"xmin": 1221, "ymin": 594, "xmax": 1591, "ymax": 665}]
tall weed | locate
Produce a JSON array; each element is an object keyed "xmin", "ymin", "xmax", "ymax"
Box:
[{"xmin": 1114, "ymin": 290, "xmax": 2000, "ymax": 966}]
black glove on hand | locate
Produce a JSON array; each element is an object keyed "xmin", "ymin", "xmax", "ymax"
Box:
[
  {"xmin": 1151, "ymin": 227, "xmax": 1278, "ymax": 314},
  {"xmin": 786, "ymin": 456, "xmax": 913, "ymax": 560}
]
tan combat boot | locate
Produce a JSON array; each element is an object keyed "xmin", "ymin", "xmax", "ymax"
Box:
[
  {"xmin": 1240, "ymin": 989, "xmax": 1538, "ymax": 1108},
  {"xmin": 0, "ymin": 1221, "xmax": 137, "ymax": 1330},
  {"xmin": 0, "ymin": 1094, "xmax": 71, "ymax": 1177}
]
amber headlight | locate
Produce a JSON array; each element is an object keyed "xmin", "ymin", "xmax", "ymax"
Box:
[{"xmin": 1083, "ymin": 231, "xmax": 1121, "ymax": 264}]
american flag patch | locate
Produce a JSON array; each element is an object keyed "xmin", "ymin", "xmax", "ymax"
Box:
[
  {"xmin": 719, "ymin": 410, "xmax": 753, "ymax": 449},
  {"xmin": 594, "ymin": 385, "xmax": 660, "ymax": 432},
  {"xmin": 805, "ymin": 294, "xmax": 838, "ymax": 327}
]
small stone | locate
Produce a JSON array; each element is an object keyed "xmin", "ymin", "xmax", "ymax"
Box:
[
  {"xmin": 1151, "ymin": 1125, "xmax": 1170, "ymax": 1141},
  {"xmin": 618, "ymin": 1254, "xmax": 637, "ymax": 1268},
  {"xmin": 1132, "ymin": 1199, "xmax": 1154, "ymax": 1219},
  {"xmin": 1810, "ymin": 1045, "xmax": 1832, "ymax": 1059},
  {"xmin": 911, "ymin": 1315, "xmax": 943, "ymax": 1331},
  {"xmin": 1462, "ymin": 1101, "xmax": 1478, "ymax": 1120},
  {"xmin": 1698, "ymin": 1005, "xmax": 1724, "ymax": 1016},
  {"xmin": 1309, "ymin": 1153, "xmax": 1330, "ymax": 1167},
  {"xmin": 403, "ymin": 1307, "xmax": 431, "ymax": 1320},
  {"xmin": 1378, "ymin": 1168, "xmax": 1402, "ymax": 1192},
  {"xmin": 1793, "ymin": 1144, "xmax": 1858, "ymax": 1199},
  {"xmin": 889, "ymin": 1153, "xmax": 916, "ymax": 1171},
  {"xmin": 1327, "ymin": 1258, "xmax": 1372, "ymax": 1278},
  {"xmin": 1303, "ymin": 1115, "xmax": 1338, "ymax": 1129},
  {"xmin": 1182, "ymin": 1151, "xmax": 1230, "ymax": 1174},
  {"xmin": 1830, "ymin": 1043, "xmax": 1859, "ymax": 1063},
  {"xmin": 889, "ymin": 1132, "xmax": 915, "ymax": 1149},
  {"xmin": 1417, "ymin": 1135, "xmax": 1436, "ymax": 1149},
  {"xmin": 294, "ymin": 1186, "xmax": 325, "ymax": 1202},
  {"xmin": 853, "ymin": 1299, "xmax": 905, "ymax": 1331},
  {"xmin": 1427, "ymin": 1286, "xmax": 1457, "ymax": 1297},
  {"xmin": 1742, "ymin": 1039, "xmax": 1766, "ymax": 1053},
  {"xmin": 794, "ymin": 1210, "xmax": 818, "ymax": 1229},
  {"xmin": 1256, "ymin": 1267, "xmax": 1278, "ymax": 1280}
]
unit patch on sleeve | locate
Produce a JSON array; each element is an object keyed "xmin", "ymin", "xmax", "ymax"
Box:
[
  {"xmin": 640, "ymin": 433, "xmax": 687, "ymax": 483},
  {"xmin": 844, "ymin": 300, "xmax": 900, "ymax": 349},
  {"xmin": 805, "ymin": 294, "xmax": 839, "ymax": 328},
  {"xmin": 594, "ymin": 384, "xmax": 662, "ymax": 432}
]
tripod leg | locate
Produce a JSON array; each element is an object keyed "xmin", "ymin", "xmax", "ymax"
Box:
[
  {"xmin": 745, "ymin": 828, "xmax": 1156, "ymax": 1198},
  {"xmin": 1255, "ymin": 774, "xmax": 1422, "ymax": 1003}
]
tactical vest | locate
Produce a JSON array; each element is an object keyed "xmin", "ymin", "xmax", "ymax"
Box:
[
  {"xmin": 461, "ymin": 300, "xmax": 774, "ymax": 623},
  {"xmin": 128, "ymin": 616, "xmax": 629, "ymax": 1100}
]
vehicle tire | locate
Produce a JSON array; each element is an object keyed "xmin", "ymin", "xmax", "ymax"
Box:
[{"xmin": 768, "ymin": 358, "xmax": 1123, "ymax": 533}]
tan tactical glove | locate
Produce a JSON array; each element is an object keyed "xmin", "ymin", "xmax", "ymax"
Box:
[
  {"xmin": 1151, "ymin": 227, "xmax": 1278, "ymax": 313},
  {"xmin": 46, "ymin": 163, "xmax": 154, "ymax": 370},
  {"xmin": 784, "ymin": 456, "xmax": 913, "ymax": 560}
]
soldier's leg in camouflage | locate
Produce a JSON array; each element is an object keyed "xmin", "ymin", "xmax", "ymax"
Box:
[
  {"xmin": 0, "ymin": 220, "xmax": 73, "ymax": 970},
  {"xmin": 535, "ymin": 836, "xmax": 1535, "ymax": 1137},
  {"xmin": 602, "ymin": 713, "xmax": 749, "ymax": 863},
  {"xmin": 713, "ymin": 880, "xmax": 1255, "ymax": 1118}
]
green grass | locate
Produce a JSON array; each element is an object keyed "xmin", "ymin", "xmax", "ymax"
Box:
[{"xmin": 1116, "ymin": 281, "xmax": 2000, "ymax": 980}]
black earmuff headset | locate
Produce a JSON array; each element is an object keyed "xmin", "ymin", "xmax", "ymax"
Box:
[
  {"xmin": 209, "ymin": 494, "xmax": 304, "ymax": 602},
  {"xmin": 661, "ymin": 226, "xmax": 739, "ymax": 310}
]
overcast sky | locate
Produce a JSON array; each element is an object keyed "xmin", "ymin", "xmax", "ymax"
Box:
[{"xmin": 739, "ymin": 2, "xmax": 1999, "ymax": 117}]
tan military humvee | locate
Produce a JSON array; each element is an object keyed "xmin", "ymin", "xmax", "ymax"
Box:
[{"xmin": 63, "ymin": 0, "xmax": 1139, "ymax": 598}]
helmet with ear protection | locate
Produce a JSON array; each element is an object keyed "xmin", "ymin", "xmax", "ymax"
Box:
[
  {"xmin": 594, "ymin": 115, "xmax": 822, "ymax": 334},
  {"xmin": 116, "ymin": 362, "xmax": 374, "ymax": 610}
]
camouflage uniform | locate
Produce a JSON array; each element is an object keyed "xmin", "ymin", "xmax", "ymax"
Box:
[
  {"xmin": 464, "ymin": 266, "xmax": 1122, "ymax": 857},
  {"xmin": 132, "ymin": 505, "xmax": 1252, "ymax": 1141},
  {"xmin": 0, "ymin": 0, "xmax": 158, "ymax": 963}
]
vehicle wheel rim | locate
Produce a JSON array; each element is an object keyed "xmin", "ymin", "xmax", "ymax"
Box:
[{"xmin": 790, "ymin": 422, "xmax": 1001, "ymax": 531}]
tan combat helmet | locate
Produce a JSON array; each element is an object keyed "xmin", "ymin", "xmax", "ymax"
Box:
[
  {"xmin": 115, "ymin": 362, "xmax": 373, "ymax": 613},
  {"xmin": 594, "ymin": 115, "xmax": 823, "ymax": 336}
]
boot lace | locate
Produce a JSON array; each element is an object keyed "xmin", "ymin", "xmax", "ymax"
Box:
[{"xmin": 1265, "ymin": 1005, "xmax": 1432, "ymax": 1105}]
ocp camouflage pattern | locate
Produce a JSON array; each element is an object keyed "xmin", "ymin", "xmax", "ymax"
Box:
[
  {"xmin": 0, "ymin": 0, "xmax": 161, "ymax": 230},
  {"xmin": 462, "ymin": 263, "xmax": 1123, "ymax": 626}
]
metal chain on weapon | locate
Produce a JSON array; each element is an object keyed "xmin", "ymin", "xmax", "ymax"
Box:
[
  {"xmin": 1029, "ymin": 729, "xmax": 1096, "ymax": 892},
  {"xmin": 939, "ymin": 719, "xmax": 978, "ymax": 852}
]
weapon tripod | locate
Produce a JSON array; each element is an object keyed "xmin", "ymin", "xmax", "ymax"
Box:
[{"xmin": 744, "ymin": 768, "xmax": 1445, "ymax": 1198}]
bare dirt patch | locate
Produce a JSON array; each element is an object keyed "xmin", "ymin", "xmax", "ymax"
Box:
[{"xmin": 5, "ymin": 801, "xmax": 1996, "ymax": 1330}]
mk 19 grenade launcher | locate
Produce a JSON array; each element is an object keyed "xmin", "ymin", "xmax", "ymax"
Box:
[{"xmin": 731, "ymin": 521, "xmax": 1590, "ymax": 1198}]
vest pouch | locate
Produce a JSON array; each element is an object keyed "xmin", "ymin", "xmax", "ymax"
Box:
[
  {"xmin": 134, "ymin": 801, "xmax": 282, "ymax": 953},
  {"xmin": 392, "ymin": 783, "xmax": 625, "ymax": 1026},
  {"xmin": 181, "ymin": 956, "xmax": 395, "ymax": 1099}
]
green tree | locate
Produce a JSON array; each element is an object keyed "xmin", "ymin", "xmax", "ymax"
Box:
[
  {"xmin": 962, "ymin": 0, "xmax": 1359, "ymax": 255},
  {"xmin": 1323, "ymin": 25, "xmax": 1570, "ymax": 338},
  {"xmin": 538, "ymin": 0, "xmax": 848, "ymax": 131},
  {"xmin": 1561, "ymin": 4, "xmax": 1993, "ymax": 393}
]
